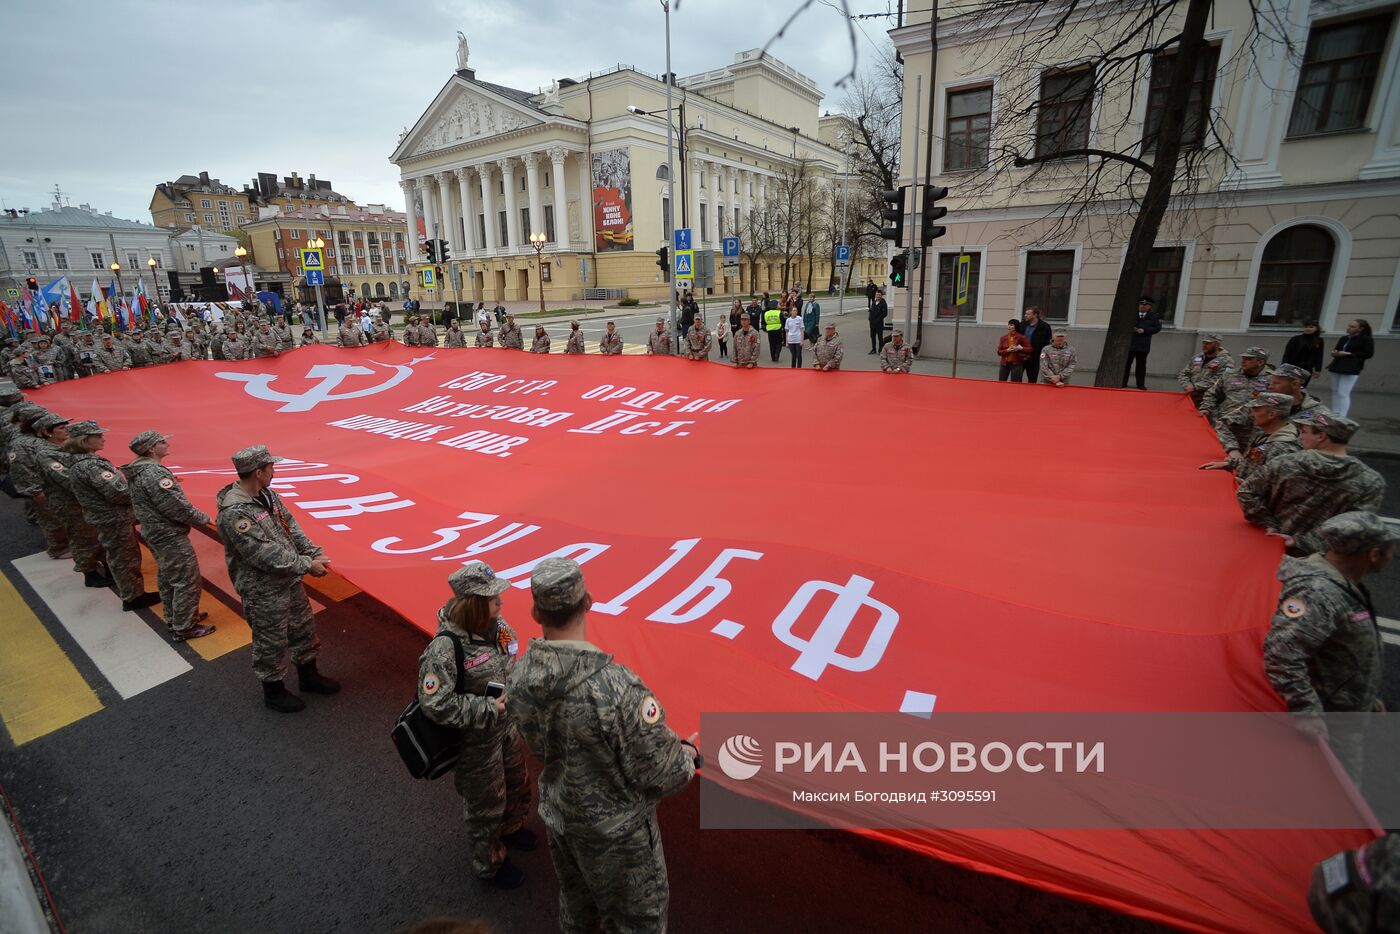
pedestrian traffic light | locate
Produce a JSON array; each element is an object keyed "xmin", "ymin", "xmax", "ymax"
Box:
[
  {"xmin": 424, "ymin": 240, "xmax": 438, "ymax": 263},
  {"xmin": 921, "ymin": 185, "xmax": 948, "ymax": 246},
  {"xmin": 889, "ymin": 250, "xmax": 908, "ymax": 288},
  {"xmin": 656, "ymin": 245, "xmax": 670, "ymax": 281},
  {"xmin": 435, "ymin": 265, "xmax": 444, "ymax": 283},
  {"xmin": 880, "ymin": 187, "xmax": 907, "ymax": 247},
  {"xmin": 438, "ymin": 239, "xmax": 451, "ymax": 262},
  {"xmin": 25, "ymin": 276, "xmax": 38, "ymax": 291}
]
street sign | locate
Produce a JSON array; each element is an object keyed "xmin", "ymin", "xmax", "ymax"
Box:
[
  {"xmin": 305, "ymin": 270, "xmax": 324, "ymax": 286},
  {"xmin": 673, "ymin": 228, "xmax": 692, "ymax": 252},
  {"xmin": 420, "ymin": 267, "xmax": 436, "ymax": 288},
  {"xmin": 674, "ymin": 249, "xmax": 694, "ymax": 279},
  {"xmin": 721, "ymin": 236, "xmax": 740, "ymax": 273},
  {"xmin": 301, "ymin": 249, "xmax": 323, "ymax": 270},
  {"xmin": 4, "ymin": 287, "xmax": 18, "ymax": 299},
  {"xmin": 835, "ymin": 244, "xmax": 851, "ymax": 263},
  {"xmin": 956, "ymin": 254, "xmax": 971, "ymax": 306},
  {"xmin": 695, "ymin": 250, "xmax": 715, "ymax": 288}
]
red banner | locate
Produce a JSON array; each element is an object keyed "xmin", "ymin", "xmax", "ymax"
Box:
[{"xmin": 32, "ymin": 345, "xmax": 1370, "ymax": 933}]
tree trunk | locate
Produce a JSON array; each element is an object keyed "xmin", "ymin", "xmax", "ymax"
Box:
[{"xmin": 1094, "ymin": 0, "xmax": 1214, "ymax": 388}]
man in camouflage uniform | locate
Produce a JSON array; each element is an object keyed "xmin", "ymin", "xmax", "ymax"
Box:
[
  {"xmin": 1237, "ymin": 409, "xmax": 1386, "ymax": 556},
  {"xmin": 29, "ymin": 414, "xmax": 108, "ymax": 587},
  {"xmin": 530, "ymin": 325, "xmax": 551, "ymax": 354},
  {"xmin": 5, "ymin": 346, "xmax": 42, "ymax": 388},
  {"xmin": 564, "ymin": 320, "xmax": 585, "ymax": 354},
  {"xmin": 685, "ymin": 315, "xmax": 712, "ymax": 360},
  {"xmin": 32, "ymin": 337, "xmax": 66, "ymax": 383},
  {"xmin": 880, "ymin": 330, "xmax": 913, "ymax": 373},
  {"xmin": 1309, "ymin": 832, "xmax": 1400, "ymax": 933},
  {"xmin": 71, "ymin": 333, "xmax": 102, "ymax": 377},
  {"xmin": 645, "ymin": 317, "xmax": 672, "ymax": 355},
  {"xmin": 416, "ymin": 564, "xmax": 533, "ymax": 889},
  {"xmin": 188, "ymin": 321, "xmax": 211, "ymax": 360},
  {"xmin": 599, "ymin": 320, "xmax": 623, "ymax": 355},
  {"xmin": 508, "ymin": 558, "xmax": 698, "ymax": 932},
  {"xmin": 124, "ymin": 430, "xmax": 215, "ymax": 642},
  {"xmin": 337, "ymin": 316, "xmax": 367, "ymax": 348},
  {"xmin": 1037, "ymin": 330, "xmax": 1077, "ymax": 385},
  {"xmin": 1200, "ymin": 392, "xmax": 1301, "ymax": 477},
  {"xmin": 125, "ymin": 330, "xmax": 153, "ymax": 367},
  {"xmin": 0, "ymin": 381, "xmax": 24, "ymax": 490},
  {"xmin": 444, "ymin": 319, "xmax": 467, "ymax": 348},
  {"xmin": 476, "ymin": 320, "xmax": 494, "ymax": 348},
  {"xmin": 151, "ymin": 330, "xmax": 182, "ymax": 365},
  {"xmin": 64, "ymin": 421, "xmax": 159, "ymax": 611},
  {"xmin": 497, "ymin": 313, "xmax": 523, "ymax": 349},
  {"xmin": 9, "ymin": 403, "xmax": 69, "ymax": 558},
  {"xmin": 271, "ymin": 317, "xmax": 294, "ymax": 352},
  {"xmin": 416, "ymin": 317, "xmax": 439, "ymax": 347},
  {"xmin": 1177, "ymin": 332, "xmax": 1233, "ymax": 406},
  {"xmin": 1198, "ymin": 345, "xmax": 1271, "ymax": 450},
  {"xmin": 813, "ymin": 323, "xmax": 844, "ymax": 371},
  {"xmin": 215, "ymin": 445, "xmax": 339, "ymax": 712},
  {"xmin": 401, "ymin": 315, "xmax": 421, "ymax": 346},
  {"xmin": 1263, "ymin": 511, "xmax": 1395, "ymax": 784},
  {"xmin": 732, "ymin": 312, "xmax": 760, "ymax": 368},
  {"xmin": 220, "ymin": 327, "xmax": 248, "ymax": 360},
  {"xmin": 1268, "ymin": 363, "xmax": 1323, "ymax": 417},
  {"xmin": 93, "ymin": 333, "xmax": 131, "ymax": 372},
  {"xmin": 250, "ymin": 321, "xmax": 281, "ymax": 358}
]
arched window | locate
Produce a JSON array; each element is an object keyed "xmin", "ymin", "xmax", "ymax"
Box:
[
  {"xmin": 375, "ymin": 282, "xmax": 386, "ymax": 298},
  {"xmin": 361, "ymin": 283, "xmax": 371, "ymax": 298},
  {"xmin": 1251, "ymin": 224, "xmax": 1335, "ymax": 326},
  {"xmin": 389, "ymin": 281, "xmax": 399, "ymax": 299}
]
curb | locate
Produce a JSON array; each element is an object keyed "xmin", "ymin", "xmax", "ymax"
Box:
[{"xmin": 0, "ymin": 809, "xmax": 49, "ymax": 934}]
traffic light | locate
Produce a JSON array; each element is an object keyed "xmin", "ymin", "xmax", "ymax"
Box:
[
  {"xmin": 424, "ymin": 240, "xmax": 438, "ymax": 263},
  {"xmin": 25, "ymin": 276, "xmax": 38, "ymax": 291},
  {"xmin": 435, "ymin": 265, "xmax": 444, "ymax": 283},
  {"xmin": 437, "ymin": 239, "xmax": 451, "ymax": 262},
  {"xmin": 921, "ymin": 185, "xmax": 948, "ymax": 246},
  {"xmin": 656, "ymin": 245, "xmax": 670, "ymax": 281},
  {"xmin": 879, "ymin": 187, "xmax": 907, "ymax": 247},
  {"xmin": 889, "ymin": 250, "xmax": 908, "ymax": 288}
]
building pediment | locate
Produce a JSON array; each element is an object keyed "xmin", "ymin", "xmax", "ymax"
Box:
[{"xmin": 394, "ymin": 78, "xmax": 546, "ymax": 162}]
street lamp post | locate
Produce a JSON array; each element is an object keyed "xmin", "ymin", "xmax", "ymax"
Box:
[
  {"xmin": 110, "ymin": 262, "xmax": 124, "ymax": 328},
  {"xmin": 234, "ymin": 245, "xmax": 253, "ymax": 311},
  {"xmin": 306, "ymin": 236, "xmax": 326, "ymax": 331},
  {"xmin": 147, "ymin": 256, "xmax": 159, "ymax": 310},
  {"xmin": 529, "ymin": 232, "xmax": 547, "ymax": 314}
]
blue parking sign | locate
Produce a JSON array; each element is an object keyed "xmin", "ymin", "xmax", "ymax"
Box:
[
  {"xmin": 835, "ymin": 244, "xmax": 851, "ymax": 262},
  {"xmin": 722, "ymin": 236, "xmax": 740, "ymax": 258}
]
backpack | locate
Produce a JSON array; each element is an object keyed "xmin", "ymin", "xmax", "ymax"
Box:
[{"xmin": 390, "ymin": 632, "xmax": 468, "ymax": 780}]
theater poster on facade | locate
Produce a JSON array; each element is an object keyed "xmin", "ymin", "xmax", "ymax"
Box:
[{"xmin": 591, "ymin": 148, "xmax": 633, "ymax": 251}]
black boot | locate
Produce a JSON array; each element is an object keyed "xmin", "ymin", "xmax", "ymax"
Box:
[
  {"xmin": 296, "ymin": 660, "xmax": 341, "ymax": 695},
  {"xmin": 84, "ymin": 570, "xmax": 112, "ymax": 588},
  {"xmin": 262, "ymin": 680, "xmax": 305, "ymax": 713},
  {"xmin": 122, "ymin": 592, "xmax": 161, "ymax": 611},
  {"xmin": 502, "ymin": 827, "xmax": 538, "ymax": 851},
  {"xmin": 487, "ymin": 858, "xmax": 524, "ymax": 890}
]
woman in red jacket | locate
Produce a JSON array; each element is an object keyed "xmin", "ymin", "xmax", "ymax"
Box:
[{"xmin": 996, "ymin": 319, "xmax": 1032, "ymax": 382}]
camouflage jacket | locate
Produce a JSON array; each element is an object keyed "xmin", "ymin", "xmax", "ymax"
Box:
[
  {"xmin": 1308, "ymin": 833, "xmax": 1400, "ymax": 933},
  {"xmin": 417, "ymin": 605, "xmax": 520, "ymax": 750},
  {"xmin": 221, "ymin": 336, "xmax": 249, "ymax": 360},
  {"xmin": 530, "ymin": 334, "xmax": 551, "ymax": 354},
  {"xmin": 67, "ymin": 452, "xmax": 135, "ymax": 524},
  {"xmin": 71, "ymin": 344, "xmax": 103, "ymax": 376},
  {"xmin": 506, "ymin": 639, "xmax": 695, "ymax": 837},
  {"xmin": 1177, "ymin": 349, "xmax": 1234, "ymax": 392},
  {"xmin": 475, "ymin": 328, "xmax": 493, "ymax": 348},
  {"xmin": 34, "ymin": 348, "xmax": 66, "ymax": 383},
  {"xmin": 272, "ymin": 323, "xmax": 295, "ymax": 350},
  {"xmin": 337, "ymin": 323, "xmax": 367, "ymax": 347},
  {"xmin": 125, "ymin": 341, "xmax": 153, "ymax": 367},
  {"xmin": 6, "ymin": 358, "xmax": 41, "ymax": 388},
  {"xmin": 1039, "ymin": 345, "xmax": 1077, "ymax": 381},
  {"xmin": 147, "ymin": 339, "xmax": 180, "ymax": 364},
  {"xmin": 8, "ymin": 434, "xmax": 49, "ymax": 497},
  {"xmin": 215, "ymin": 481, "xmax": 323, "ymax": 590},
  {"xmin": 370, "ymin": 322, "xmax": 391, "ymax": 343},
  {"xmin": 814, "ymin": 335, "xmax": 844, "ymax": 370},
  {"xmin": 444, "ymin": 327, "xmax": 467, "ymax": 348},
  {"xmin": 599, "ymin": 332, "xmax": 623, "ymax": 355},
  {"xmin": 565, "ymin": 331, "xmax": 585, "ymax": 354},
  {"xmin": 250, "ymin": 331, "xmax": 281, "ymax": 358},
  {"xmin": 1263, "ymin": 554, "xmax": 1380, "ymax": 714},
  {"xmin": 880, "ymin": 342, "xmax": 913, "ymax": 373},
  {"xmin": 732, "ymin": 327, "xmax": 761, "ymax": 366},
  {"xmin": 1236, "ymin": 451, "xmax": 1386, "ymax": 555},
  {"xmin": 94, "ymin": 344, "xmax": 131, "ymax": 372},
  {"xmin": 646, "ymin": 330, "xmax": 672, "ymax": 355},
  {"xmin": 685, "ymin": 324, "xmax": 712, "ymax": 360},
  {"xmin": 416, "ymin": 324, "xmax": 438, "ymax": 346},
  {"xmin": 1232, "ymin": 423, "xmax": 1302, "ymax": 480},
  {"xmin": 189, "ymin": 331, "xmax": 211, "ymax": 359},
  {"xmin": 1199, "ymin": 368, "xmax": 1271, "ymax": 421},
  {"xmin": 124, "ymin": 457, "xmax": 210, "ymax": 534},
  {"xmin": 498, "ymin": 322, "xmax": 523, "ymax": 349}
]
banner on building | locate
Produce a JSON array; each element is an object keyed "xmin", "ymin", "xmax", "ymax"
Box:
[{"xmin": 591, "ymin": 147, "xmax": 633, "ymax": 252}]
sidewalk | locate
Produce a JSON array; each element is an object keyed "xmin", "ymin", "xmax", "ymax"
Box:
[{"xmin": 0, "ymin": 805, "xmax": 48, "ymax": 934}]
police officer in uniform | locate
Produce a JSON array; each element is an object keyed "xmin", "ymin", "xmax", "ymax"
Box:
[{"xmin": 416, "ymin": 564, "xmax": 534, "ymax": 889}]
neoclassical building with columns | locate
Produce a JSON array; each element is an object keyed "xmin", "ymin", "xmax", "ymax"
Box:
[{"xmin": 390, "ymin": 43, "xmax": 882, "ymax": 305}]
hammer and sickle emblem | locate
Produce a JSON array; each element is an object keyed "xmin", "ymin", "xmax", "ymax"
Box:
[{"xmin": 214, "ymin": 362, "xmax": 415, "ymax": 412}]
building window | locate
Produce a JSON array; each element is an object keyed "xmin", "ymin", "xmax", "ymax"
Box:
[
  {"xmin": 23, "ymin": 250, "xmax": 37, "ymax": 267},
  {"xmin": 204, "ymin": 214, "xmax": 214, "ymax": 224},
  {"xmin": 936, "ymin": 253, "xmax": 980, "ymax": 318},
  {"xmin": 1035, "ymin": 66, "xmax": 1095, "ymax": 159},
  {"xmin": 662, "ymin": 196, "xmax": 671, "ymax": 233},
  {"xmin": 218, "ymin": 200, "xmax": 228, "ymax": 209},
  {"xmin": 220, "ymin": 245, "xmax": 229, "ymax": 253},
  {"xmin": 185, "ymin": 213, "xmax": 195, "ymax": 222},
  {"xmin": 91, "ymin": 251, "xmax": 104, "ymax": 268},
  {"xmin": 497, "ymin": 211, "xmax": 508, "ymax": 246},
  {"xmin": 151, "ymin": 256, "xmax": 162, "ymax": 269},
  {"xmin": 945, "ymin": 85, "xmax": 992, "ymax": 171},
  {"xmin": 1250, "ymin": 224, "xmax": 1335, "ymax": 326},
  {"xmin": 1143, "ymin": 246, "xmax": 1186, "ymax": 319},
  {"xmin": 477, "ymin": 215, "xmax": 486, "ymax": 248},
  {"xmin": 1288, "ymin": 14, "xmax": 1392, "ymax": 137},
  {"xmin": 1021, "ymin": 250, "xmax": 1075, "ymax": 321},
  {"xmin": 543, "ymin": 174, "xmax": 550, "ymax": 188},
  {"xmin": 290, "ymin": 229, "xmax": 301, "ymax": 239},
  {"xmin": 1143, "ymin": 44, "xmax": 1221, "ymax": 150},
  {"xmin": 700, "ymin": 208, "xmax": 709, "ymax": 244},
  {"xmin": 200, "ymin": 199, "xmax": 211, "ymax": 208},
  {"xmin": 521, "ymin": 208, "xmax": 531, "ymax": 238},
  {"xmin": 734, "ymin": 207, "xmax": 740, "ymax": 234},
  {"xmin": 53, "ymin": 252, "xmax": 68, "ymax": 270},
  {"xmin": 235, "ymin": 215, "xmax": 245, "ymax": 224},
  {"xmin": 544, "ymin": 205, "xmax": 556, "ymax": 242}
]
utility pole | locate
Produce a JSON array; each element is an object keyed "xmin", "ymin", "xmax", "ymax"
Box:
[
  {"xmin": 663, "ymin": 0, "xmax": 677, "ymax": 342},
  {"xmin": 914, "ymin": 0, "xmax": 939, "ymax": 353},
  {"xmin": 903, "ymin": 75, "xmax": 922, "ymax": 351},
  {"xmin": 837, "ymin": 139, "xmax": 851, "ymax": 316}
]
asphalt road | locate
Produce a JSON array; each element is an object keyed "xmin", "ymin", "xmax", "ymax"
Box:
[{"xmin": 2, "ymin": 457, "xmax": 1397, "ymax": 934}]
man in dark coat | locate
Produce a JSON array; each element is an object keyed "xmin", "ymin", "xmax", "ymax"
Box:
[
  {"xmin": 1021, "ymin": 306, "xmax": 1054, "ymax": 383},
  {"xmin": 1122, "ymin": 296, "xmax": 1163, "ymax": 389}
]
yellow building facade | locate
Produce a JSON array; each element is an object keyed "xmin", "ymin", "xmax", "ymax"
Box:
[{"xmin": 243, "ymin": 203, "xmax": 412, "ymax": 303}]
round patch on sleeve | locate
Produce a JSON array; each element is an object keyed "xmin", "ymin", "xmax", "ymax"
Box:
[
  {"xmin": 100, "ymin": 470, "xmax": 114, "ymax": 481},
  {"xmin": 1282, "ymin": 599, "xmax": 1308, "ymax": 619},
  {"xmin": 641, "ymin": 696, "xmax": 662, "ymax": 725},
  {"xmin": 234, "ymin": 518, "xmax": 252, "ymax": 534},
  {"xmin": 49, "ymin": 461, "xmax": 63, "ymax": 471},
  {"xmin": 158, "ymin": 477, "xmax": 174, "ymax": 490},
  {"xmin": 422, "ymin": 673, "xmax": 440, "ymax": 696}
]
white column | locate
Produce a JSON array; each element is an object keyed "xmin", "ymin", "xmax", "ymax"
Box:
[
  {"xmin": 478, "ymin": 164, "xmax": 500, "ymax": 252},
  {"xmin": 740, "ymin": 169, "xmax": 752, "ymax": 225},
  {"xmin": 758, "ymin": 174, "xmax": 767, "ymax": 210},
  {"xmin": 499, "ymin": 157, "xmax": 521, "ymax": 251},
  {"xmin": 689, "ymin": 159, "xmax": 703, "ymax": 239},
  {"xmin": 400, "ymin": 180, "xmax": 420, "ymax": 259},
  {"xmin": 548, "ymin": 147, "xmax": 570, "ymax": 251},
  {"xmin": 577, "ymin": 158, "xmax": 592, "ymax": 250},
  {"xmin": 523, "ymin": 153, "xmax": 544, "ymax": 241},
  {"xmin": 708, "ymin": 165, "xmax": 722, "ymax": 243},
  {"xmin": 455, "ymin": 167, "xmax": 477, "ymax": 255},
  {"xmin": 436, "ymin": 172, "xmax": 455, "ymax": 253},
  {"xmin": 418, "ymin": 178, "xmax": 437, "ymax": 249}
]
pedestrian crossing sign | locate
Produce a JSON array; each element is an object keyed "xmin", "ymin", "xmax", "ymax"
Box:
[
  {"xmin": 4, "ymin": 287, "xmax": 17, "ymax": 299},
  {"xmin": 674, "ymin": 249, "xmax": 694, "ymax": 279},
  {"xmin": 301, "ymin": 249, "xmax": 323, "ymax": 270},
  {"xmin": 955, "ymin": 254, "xmax": 971, "ymax": 306},
  {"xmin": 420, "ymin": 267, "xmax": 436, "ymax": 288}
]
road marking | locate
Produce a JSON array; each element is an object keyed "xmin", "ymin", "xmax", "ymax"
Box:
[
  {"xmin": 12, "ymin": 552, "xmax": 191, "ymax": 700},
  {"xmin": 0, "ymin": 568, "xmax": 103, "ymax": 745},
  {"xmin": 136, "ymin": 544, "xmax": 251, "ymax": 661},
  {"xmin": 1378, "ymin": 616, "xmax": 1399, "ymax": 634}
]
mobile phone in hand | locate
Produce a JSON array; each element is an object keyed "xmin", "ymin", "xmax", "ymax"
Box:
[{"xmin": 485, "ymin": 681, "xmax": 505, "ymax": 699}]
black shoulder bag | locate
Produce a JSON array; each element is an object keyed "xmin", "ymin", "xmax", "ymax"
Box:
[{"xmin": 391, "ymin": 633, "xmax": 468, "ymax": 780}]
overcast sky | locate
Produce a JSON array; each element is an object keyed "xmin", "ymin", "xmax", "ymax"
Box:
[{"xmin": 1, "ymin": 0, "xmax": 891, "ymax": 224}]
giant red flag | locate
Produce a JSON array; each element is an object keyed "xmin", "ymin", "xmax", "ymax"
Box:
[{"xmin": 30, "ymin": 345, "xmax": 1373, "ymax": 933}]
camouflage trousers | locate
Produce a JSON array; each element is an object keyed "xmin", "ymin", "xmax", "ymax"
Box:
[
  {"xmin": 242, "ymin": 577, "xmax": 318, "ymax": 682},
  {"xmin": 547, "ymin": 811, "xmax": 669, "ymax": 934},
  {"xmin": 454, "ymin": 724, "xmax": 531, "ymax": 878},
  {"xmin": 93, "ymin": 518, "xmax": 144, "ymax": 602},
  {"xmin": 50, "ymin": 490, "xmax": 103, "ymax": 574},
  {"xmin": 31, "ymin": 496, "xmax": 69, "ymax": 558},
  {"xmin": 143, "ymin": 528, "xmax": 202, "ymax": 632}
]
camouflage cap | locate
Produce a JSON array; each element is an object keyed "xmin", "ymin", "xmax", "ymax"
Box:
[
  {"xmin": 230, "ymin": 444, "xmax": 283, "ymax": 473},
  {"xmin": 1291, "ymin": 408, "xmax": 1359, "ymax": 442},
  {"xmin": 66, "ymin": 420, "xmax": 108, "ymax": 437},
  {"xmin": 1200, "ymin": 333, "xmax": 1223, "ymax": 344},
  {"xmin": 448, "ymin": 563, "xmax": 510, "ymax": 600},
  {"xmin": 12, "ymin": 402, "xmax": 46, "ymax": 421},
  {"xmin": 1249, "ymin": 392, "xmax": 1294, "ymax": 415},
  {"xmin": 129, "ymin": 430, "xmax": 172, "ymax": 455},
  {"xmin": 1240, "ymin": 346, "xmax": 1269, "ymax": 360},
  {"xmin": 0, "ymin": 380, "xmax": 22, "ymax": 401},
  {"xmin": 1315, "ymin": 511, "xmax": 1400, "ymax": 555},
  {"xmin": 1273, "ymin": 363, "xmax": 1308, "ymax": 382},
  {"xmin": 33, "ymin": 413, "xmax": 70, "ymax": 432},
  {"xmin": 530, "ymin": 557, "xmax": 587, "ymax": 613}
]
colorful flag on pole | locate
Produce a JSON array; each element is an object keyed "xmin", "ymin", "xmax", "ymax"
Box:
[
  {"xmin": 110, "ymin": 280, "xmax": 125, "ymax": 331},
  {"xmin": 69, "ymin": 280, "xmax": 85, "ymax": 327},
  {"xmin": 0, "ymin": 300, "xmax": 17, "ymax": 339},
  {"xmin": 32, "ymin": 287, "xmax": 50, "ymax": 331},
  {"xmin": 87, "ymin": 278, "xmax": 106, "ymax": 322}
]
